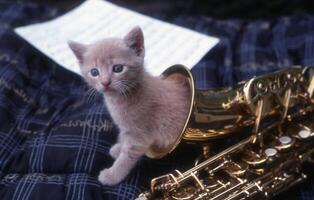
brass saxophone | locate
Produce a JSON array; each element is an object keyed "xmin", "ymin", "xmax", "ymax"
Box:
[{"xmin": 139, "ymin": 65, "xmax": 314, "ymax": 200}]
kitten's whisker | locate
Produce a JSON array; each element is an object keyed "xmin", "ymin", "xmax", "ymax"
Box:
[
  {"xmin": 119, "ymin": 80, "xmax": 136, "ymax": 93},
  {"xmin": 91, "ymin": 89, "xmax": 99, "ymax": 103},
  {"xmin": 87, "ymin": 91, "xmax": 94, "ymax": 103},
  {"xmin": 119, "ymin": 83, "xmax": 128, "ymax": 98},
  {"xmin": 111, "ymin": 82, "xmax": 125, "ymax": 98},
  {"xmin": 84, "ymin": 88, "xmax": 94, "ymax": 103},
  {"xmin": 117, "ymin": 82, "xmax": 129, "ymax": 98},
  {"xmin": 85, "ymin": 87, "xmax": 99, "ymax": 103},
  {"xmin": 118, "ymin": 81, "xmax": 132, "ymax": 98},
  {"xmin": 87, "ymin": 92, "xmax": 93, "ymax": 103},
  {"xmin": 85, "ymin": 87, "xmax": 96, "ymax": 96}
]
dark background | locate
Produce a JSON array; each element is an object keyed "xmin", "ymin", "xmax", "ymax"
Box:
[{"xmin": 29, "ymin": 0, "xmax": 314, "ymax": 19}]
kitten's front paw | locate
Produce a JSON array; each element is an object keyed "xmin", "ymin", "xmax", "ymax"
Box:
[
  {"xmin": 109, "ymin": 144, "xmax": 121, "ymax": 159},
  {"xmin": 98, "ymin": 168, "xmax": 121, "ymax": 185}
]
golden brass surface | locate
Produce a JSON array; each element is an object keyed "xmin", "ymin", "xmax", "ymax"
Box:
[
  {"xmin": 145, "ymin": 65, "xmax": 195, "ymax": 158},
  {"xmin": 139, "ymin": 65, "xmax": 314, "ymax": 199}
]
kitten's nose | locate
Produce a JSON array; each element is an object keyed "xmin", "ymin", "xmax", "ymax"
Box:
[{"xmin": 102, "ymin": 81, "xmax": 111, "ymax": 90}]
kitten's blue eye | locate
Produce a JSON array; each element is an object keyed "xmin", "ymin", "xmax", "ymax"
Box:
[
  {"xmin": 90, "ymin": 68, "xmax": 100, "ymax": 77},
  {"xmin": 112, "ymin": 65, "xmax": 124, "ymax": 73}
]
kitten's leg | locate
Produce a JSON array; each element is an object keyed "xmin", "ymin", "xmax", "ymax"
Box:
[
  {"xmin": 109, "ymin": 133, "xmax": 124, "ymax": 159},
  {"xmin": 98, "ymin": 143, "xmax": 146, "ymax": 185},
  {"xmin": 109, "ymin": 143, "xmax": 122, "ymax": 159}
]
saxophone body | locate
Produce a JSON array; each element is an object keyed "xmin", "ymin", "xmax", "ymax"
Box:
[{"xmin": 140, "ymin": 65, "xmax": 314, "ymax": 200}]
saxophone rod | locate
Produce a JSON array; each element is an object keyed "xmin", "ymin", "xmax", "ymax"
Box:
[{"xmin": 178, "ymin": 136, "xmax": 254, "ymax": 183}]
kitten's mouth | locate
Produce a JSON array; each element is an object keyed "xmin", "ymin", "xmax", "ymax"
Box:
[
  {"xmin": 103, "ymin": 87, "xmax": 112, "ymax": 92},
  {"xmin": 103, "ymin": 86, "xmax": 114, "ymax": 92}
]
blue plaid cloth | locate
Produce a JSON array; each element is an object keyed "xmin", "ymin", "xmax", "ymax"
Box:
[{"xmin": 0, "ymin": 1, "xmax": 314, "ymax": 200}]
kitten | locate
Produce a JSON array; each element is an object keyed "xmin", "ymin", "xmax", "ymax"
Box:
[{"xmin": 68, "ymin": 26, "xmax": 190, "ymax": 185}]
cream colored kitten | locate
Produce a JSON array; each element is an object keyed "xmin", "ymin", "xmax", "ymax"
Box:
[{"xmin": 68, "ymin": 26, "xmax": 190, "ymax": 185}]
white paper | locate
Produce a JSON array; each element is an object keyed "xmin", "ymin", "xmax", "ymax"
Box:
[{"xmin": 15, "ymin": 0, "xmax": 219, "ymax": 76}]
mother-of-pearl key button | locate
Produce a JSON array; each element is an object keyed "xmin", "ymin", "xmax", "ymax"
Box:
[
  {"xmin": 298, "ymin": 129, "xmax": 311, "ymax": 139},
  {"xmin": 265, "ymin": 148, "xmax": 278, "ymax": 157},
  {"xmin": 279, "ymin": 136, "xmax": 292, "ymax": 145}
]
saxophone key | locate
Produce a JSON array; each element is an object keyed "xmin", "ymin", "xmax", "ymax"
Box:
[
  {"xmin": 264, "ymin": 147, "xmax": 279, "ymax": 163},
  {"xmin": 295, "ymin": 126, "xmax": 314, "ymax": 141},
  {"xmin": 241, "ymin": 149, "xmax": 268, "ymax": 169},
  {"xmin": 286, "ymin": 122, "xmax": 314, "ymax": 141},
  {"xmin": 298, "ymin": 129, "xmax": 311, "ymax": 139},
  {"xmin": 224, "ymin": 161, "xmax": 249, "ymax": 178},
  {"xmin": 274, "ymin": 135, "xmax": 295, "ymax": 152}
]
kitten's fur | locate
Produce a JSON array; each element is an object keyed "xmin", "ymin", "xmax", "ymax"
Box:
[{"xmin": 68, "ymin": 26, "xmax": 190, "ymax": 185}]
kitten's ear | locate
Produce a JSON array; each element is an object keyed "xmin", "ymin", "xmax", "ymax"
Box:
[
  {"xmin": 123, "ymin": 26, "xmax": 145, "ymax": 57},
  {"xmin": 68, "ymin": 40, "xmax": 87, "ymax": 63}
]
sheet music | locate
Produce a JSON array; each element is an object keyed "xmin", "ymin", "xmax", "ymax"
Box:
[{"xmin": 15, "ymin": 0, "xmax": 219, "ymax": 76}]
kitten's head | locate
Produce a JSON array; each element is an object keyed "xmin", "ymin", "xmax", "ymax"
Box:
[{"xmin": 68, "ymin": 26, "xmax": 145, "ymax": 96}]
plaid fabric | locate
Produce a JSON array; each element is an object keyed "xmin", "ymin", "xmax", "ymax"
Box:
[{"xmin": 0, "ymin": 1, "xmax": 314, "ymax": 200}]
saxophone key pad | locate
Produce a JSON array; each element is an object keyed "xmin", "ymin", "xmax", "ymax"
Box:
[
  {"xmin": 275, "ymin": 136, "xmax": 295, "ymax": 151},
  {"xmin": 298, "ymin": 129, "xmax": 311, "ymax": 139},
  {"xmin": 264, "ymin": 148, "xmax": 278, "ymax": 158},
  {"xmin": 279, "ymin": 136, "xmax": 292, "ymax": 145}
]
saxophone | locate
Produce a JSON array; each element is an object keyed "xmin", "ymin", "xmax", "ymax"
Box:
[{"xmin": 139, "ymin": 65, "xmax": 314, "ymax": 200}]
